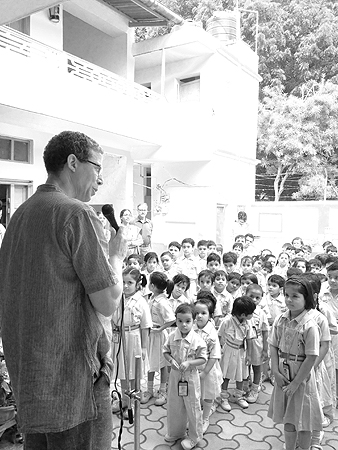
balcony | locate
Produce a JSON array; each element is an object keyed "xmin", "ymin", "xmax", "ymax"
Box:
[{"xmin": 0, "ymin": 25, "xmax": 165, "ymax": 148}]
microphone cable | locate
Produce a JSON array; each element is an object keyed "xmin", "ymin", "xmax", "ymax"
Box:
[{"xmin": 111, "ymin": 293, "xmax": 125, "ymax": 450}]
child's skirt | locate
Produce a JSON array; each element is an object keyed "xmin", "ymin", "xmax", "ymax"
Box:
[
  {"xmin": 148, "ymin": 329, "xmax": 168, "ymax": 372},
  {"xmin": 112, "ymin": 328, "xmax": 149, "ymax": 380},
  {"xmin": 220, "ymin": 344, "xmax": 248, "ymax": 382},
  {"xmin": 200, "ymin": 360, "xmax": 223, "ymax": 400},
  {"xmin": 268, "ymin": 357, "xmax": 323, "ymax": 431},
  {"xmin": 250, "ymin": 334, "xmax": 264, "ymax": 366}
]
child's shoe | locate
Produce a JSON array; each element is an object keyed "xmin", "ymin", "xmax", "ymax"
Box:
[
  {"xmin": 311, "ymin": 429, "xmax": 324, "ymax": 447},
  {"xmin": 322, "ymin": 415, "xmax": 331, "ymax": 427},
  {"xmin": 246, "ymin": 383, "xmax": 259, "ymax": 404},
  {"xmin": 220, "ymin": 391, "xmax": 231, "ymax": 412},
  {"xmin": 140, "ymin": 390, "xmax": 153, "ymax": 404},
  {"xmin": 210, "ymin": 401, "xmax": 216, "ymax": 414},
  {"xmin": 246, "ymin": 389, "xmax": 259, "ymax": 404},
  {"xmin": 164, "ymin": 434, "xmax": 183, "ymax": 443},
  {"xmin": 181, "ymin": 438, "xmax": 198, "ymax": 450},
  {"xmin": 232, "ymin": 389, "xmax": 249, "ymax": 409},
  {"xmin": 154, "ymin": 391, "xmax": 167, "ymax": 406},
  {"xmin": 202, "ymin": 418, "xmax": 209, "ymax": 433}
]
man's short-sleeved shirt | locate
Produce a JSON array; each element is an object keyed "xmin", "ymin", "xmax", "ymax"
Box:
[{"xmin": 0, "ymin": 184, "xmax": 118, "ymax": 433}]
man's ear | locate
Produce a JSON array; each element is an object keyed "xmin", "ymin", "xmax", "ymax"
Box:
[{"xmin": 67, "ymin": 154, "xmax": 77, "ymax": 173}]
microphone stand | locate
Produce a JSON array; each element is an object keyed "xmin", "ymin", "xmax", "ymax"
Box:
[
  {"xmin": 119, "ymin": 299, "xmax": 133, "ymax": 424},
  {"xmin": 119, "ymin": 296, "xmax": 141, "ymax": 445}
]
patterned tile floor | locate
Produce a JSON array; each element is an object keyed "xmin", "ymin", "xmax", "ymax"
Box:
[
  {"xmin": 111, "ymin": 381, "xmax": 338, "ymax": 450},
  {"xmin": 1, "ymin": 381, "xmax": 337, "ymax": 449}
]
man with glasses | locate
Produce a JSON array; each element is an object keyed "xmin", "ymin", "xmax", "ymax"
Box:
[
  {"xmin": 0, "ymin": 131, "xmax": 127, "ymax": 450},
  {"xmin": 134, "ymin": 202, "xmax": 153, "ymax": 257}
]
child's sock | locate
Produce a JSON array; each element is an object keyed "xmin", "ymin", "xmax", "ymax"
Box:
[
  {"xmin": 147, "ymin": 381, "xmax": 154, "ymax": 394},
  {"xmin": 202, "ymin": 400, "xmax": 213, "ymax": 420},
  {"xmin": 243, "ymin": 379, "xmax": 250, "ymax": 393},
  {"xmin": 311, "ymin": 430, "xmax": 323, "ymax": 446},
  {"xmin": 159, "ymin": 382, "xmax": 166, "ymax": 394},
  {"xmin": 284, "ymin": 430, "xmax": 297, "ymax": 450}
]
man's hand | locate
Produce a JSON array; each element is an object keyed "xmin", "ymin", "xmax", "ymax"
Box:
[{"xmin": 109, "ymin": 225, "xmax": 128, "ymax": 263}]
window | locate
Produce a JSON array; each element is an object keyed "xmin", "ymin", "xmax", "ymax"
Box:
[
  {"xmin": 179, "ymin": 75, "xmax": 200, "ymax": 102},
  {"xmin": 0, "ymin": 137, "xmax": 32, "ymax": 163}
]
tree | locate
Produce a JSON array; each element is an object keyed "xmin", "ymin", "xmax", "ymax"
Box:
[
  {"xmin": 257, "ymin": 81, "xmax": 338, "ymax": 201},
  {"xmin": 257, "ymin": 88, "xmax": 307, "ymax": 201}
]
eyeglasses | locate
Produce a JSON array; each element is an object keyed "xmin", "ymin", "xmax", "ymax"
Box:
[{"xmin": 85, "ymin": 160, "xmax": 102, "ymax": 177}]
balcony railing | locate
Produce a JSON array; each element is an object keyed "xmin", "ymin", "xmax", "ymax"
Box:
[{"xmin": 0, "ymin": 25, "xmax": 161, "ymax": 103}]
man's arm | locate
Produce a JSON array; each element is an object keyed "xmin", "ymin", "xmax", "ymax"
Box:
[{"xmin": 89, "ymin": 226, "xmax": 127, "ymax": 316}]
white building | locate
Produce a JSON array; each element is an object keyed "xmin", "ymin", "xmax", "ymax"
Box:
[{"xmin": 0, "ymin": 1, "xmax": 260, "ymax": 252}]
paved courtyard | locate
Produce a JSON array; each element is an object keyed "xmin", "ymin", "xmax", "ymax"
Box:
[{"xmin": 0, "ymin": 381, "xmax": 337, "ymax": 449}]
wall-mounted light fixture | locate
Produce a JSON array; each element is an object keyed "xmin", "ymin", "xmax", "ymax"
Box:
[{"xmin": 48, "ymin": 5, "xmax": 60, "ymax": 23}]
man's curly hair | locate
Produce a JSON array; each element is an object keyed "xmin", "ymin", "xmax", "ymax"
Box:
[{"xmin": 43, "ymin": 131, "xmax": 102, "ymax": 174}]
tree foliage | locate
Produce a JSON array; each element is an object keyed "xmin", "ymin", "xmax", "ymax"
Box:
[{"xmin": 257, "ymin": 81, "xmax": 338, "ymax": 200}]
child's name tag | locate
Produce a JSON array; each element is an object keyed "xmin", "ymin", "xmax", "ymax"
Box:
[
  {"xmin": 178, "ymin": 380, "xmax": 188, "ymax": 396},
  {"xmin": 282, "ymin": 361, "xmax": 291, "ymax": 381},
  {"xmin": 112, "ymin": 331, "xmax": 119, "ymax": 343}
]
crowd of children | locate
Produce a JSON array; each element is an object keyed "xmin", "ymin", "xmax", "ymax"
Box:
[{"xmin": 111, "ymin": 233, "xmax": 338, "ymax": 450}]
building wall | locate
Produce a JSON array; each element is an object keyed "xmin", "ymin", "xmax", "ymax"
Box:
[
  {"xmin": 63, "ymin": 11, "xmax": 131, "ymax": 77},
  {"xmin": 134, "ymin": 32, "xmax": 259, "ymax": 249},
  {"xmin": 30, "ymin": 9, "xmax": 63, "ymax": 49},
  {"xmin": 151, "ymin": 161, "xmax": 216, "ymax": 253},
  {"xmin": 239, "ymin": 201, "xmax": 338, "ymax": 255}
]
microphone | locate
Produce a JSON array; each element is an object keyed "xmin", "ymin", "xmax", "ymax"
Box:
[{"xmin": 102, "ymin": 204, "xmax": 120, "ymax": 232}]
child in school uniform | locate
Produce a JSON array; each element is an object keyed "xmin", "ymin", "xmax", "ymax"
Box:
[
  {"xmin": 260, "ymin": 274, "xmax": 286, "ymax": 326},
  {"xmin": 142, "ymin": 251, "xmax": 160, "ymax": 297},
  {"xmin": 218, "ymin": 296, "xmax": 256, "ymax": 411},
  {"xmin": 111, "ymin": 268, "xmax": 152, "ymax": 417},
  {"xmin": 167, "ymin": 274, "xmax": 191, "ymax": 336},
  {"xmin": 212, "ymin": 270, "xmax": 234, "ymax": 328},
  {"xmin": 260, "ymin": 274, "xmax": 286, "ymax": 381},
  {"xmin": 167, "ymin": 274, "xmax": 191, "ymax": 312},
  {"xmin": 239, "ymin": 273, "xmax": 259, "ymax": 297},
  {"xmin": 226, "ymin": 272, "xmax": 241, "ymax": 299},
  {"xmin": 168, "ymin": 241, "xmax": 181, "ymax": 263},
  {"xmin": 273, "ymin": 252, "xmax": 290, "ymax": 279},
  {"xmin": 222, "ymin": 252, "xmax": 238, "ymax": 277},
  {"xmin": 207, "ymin": 240, "xmax": 217, "ymax": 254},
  {"xmin": 240, "ymin": 256, "xmax": 254, "ymax": 275},
  {"xmin": 319, "ymin": 260, "xmax": 338, "ymax": 410},
  {"xmin": 232, "ymin": 243, "xmax": 244, "ymax": 269},
  {"xmin": 161, "ymin": 251, "xmax": 180, "ymax": 280},
  {"xmin": 268, "ymin": 276, "xmax": 323, "ymax": 450},
  {"xmin": 197, "ymin": 240, "xmax": 208, "ymax": 272},
  {"xmin": 206, "ymin": 252, "xmax": 221, "ymax": 273},
  {"xmin": 196, "ymin": 269, "xmax": 214, "ymax": 292},
  {"xmin": 303, "ymin": 272, "xmax": 336, "ymax": 437},
  {"xmin": 256, "ymin": 260, "xmax": 273, "ymax": 294},
  {"xmin": 126, "ymin": 253, "xmax": 142, "ymax": 270},
  {"xmin": 244, "ymin": 284, "xmax": 269, "ymax": 403},
  {"xmin": 194, "ymin": 292, "xmax": 223, "ymax": 433},
  {"xmin": 179, "ymin": 238, "xmax": 199, "ymax": 297},
  {"xmin": 163, "ymin": 303, "xmax": 207, "ymax": 450},
  {"xmin": 141, "ymin": 272, "xmax": 175, "ymax": 406}
]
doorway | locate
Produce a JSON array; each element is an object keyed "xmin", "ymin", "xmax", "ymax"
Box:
[{"xmin": 0, "ymin": 181, "xmax": 32, "ymax": 226}]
